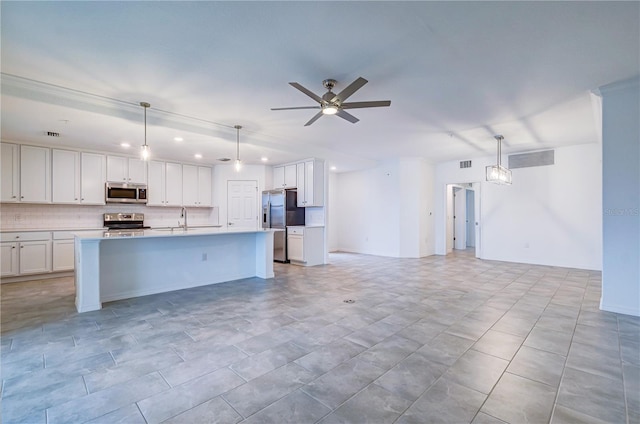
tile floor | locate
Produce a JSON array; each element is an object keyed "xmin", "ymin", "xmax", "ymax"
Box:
[{"xmin": 1, "ymin": 250, "xmax": 638, "ymax": 423}]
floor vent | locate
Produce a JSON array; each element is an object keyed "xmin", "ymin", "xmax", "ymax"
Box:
[
  {"xmin": 459, "ymin": 160, "xmax": 472, "ymax": 169},
  {"xmin": 509, "ymin": 150, "xmax": 554, "ymax": 169}
]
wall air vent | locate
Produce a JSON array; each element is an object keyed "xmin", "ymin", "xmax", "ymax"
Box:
[
  {"xmin": 509, "ymin": 150, "xmax": 554, "ymax": 169},
  {"xmin": 46, "ymin": 131, "xmax": 60, "ymax": 137},
  {"xmin": 460, "ymin": 160, "xmax": 472, "ymax": 169}
]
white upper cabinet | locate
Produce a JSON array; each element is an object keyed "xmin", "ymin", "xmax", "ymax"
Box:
[
  {"xmin": 1, "ymin": 143, "xmax": 20, "ymax": 202},
  {"xmin": 52, "ymin": 149, "xmax": 81, "ymax": 203},
  {"xmin": 20, "ymin": 145, "xmax": 51, "ymax": 203},
  {"xmin": 273, "ymin": 164, "xmax": 297, "ymax": 189},
  {"xmin": 197, "ymin": 166, "xmax": 212, "ymax": 207},
  {"xmin": 182, "ymin": 165, "xmax": 212, "ymax": 207},
  {"xmin": 296, "ymin": 159, "xmax": 324, "ymax": 207},
  {"xmin": 81, "ymin": 152, "xmax": 106, "ymax": 204},
  {"xmin": 165, "ymin": 162, "xmax": 183, "ymax": 206},
  {"xmin": 51, "ymin": 149, "xmax": 106, "ymax": 205},
  {"xmin": 148, "ymin": 161, "xmax": 182, "ymax": 206},
  {"xmin": 147, "ymin": 160, "xmax": 166, "ymax": 206},
  {"xmin": 107, "ymin": 155, "xmax": 147, "ymax": 183}
]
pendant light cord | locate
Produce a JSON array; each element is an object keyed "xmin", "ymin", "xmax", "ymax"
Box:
[{"xmin": 235, "ymin": 125, "xmax": 242, "ymax": 162}]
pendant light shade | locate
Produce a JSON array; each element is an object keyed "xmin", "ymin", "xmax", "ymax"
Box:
[
  {"xmin": 486, "ymin": 135, "xmax": 512, "ymax": 185},
  {"xmin": 140, "ymin": 102, "xmax": 151, "ymax": 161},
  {"xmin": 234, "ymin": 125, "xmax": 242, "ymax": 172}
]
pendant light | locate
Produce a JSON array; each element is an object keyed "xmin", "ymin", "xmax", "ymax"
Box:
[
  {"xmin": 140, "ymin": 102, "xmax": 151, "ymax": 161},
  {"xmin": 234, "ymin": 125, "xmax": 242, "ymax": 172},
  {"xmin": 486, "ymin": 135, "xmax": 512, "ymax": 185}
]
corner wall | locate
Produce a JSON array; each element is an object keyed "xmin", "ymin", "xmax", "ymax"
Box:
[
  {"xmin": 599, "ymin": 76, "xmax": 640, "ymax": 316},
  {"xmin": 333, "ymin": 158, "xmax": 434, "ymax": 258}
]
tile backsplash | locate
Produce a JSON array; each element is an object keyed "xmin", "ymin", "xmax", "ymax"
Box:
[{"xmin": 0, "ymin": 203, "xmax": 219, "ymax": 231}]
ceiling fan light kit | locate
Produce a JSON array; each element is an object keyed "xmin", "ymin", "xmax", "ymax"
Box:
[
  {"xmin": 271, "ymin": 76, "xmax": 391, "ymax": 126},
  {"xmin": 486, "ymin": 135, "xmax": 512, "ymax": 185}
]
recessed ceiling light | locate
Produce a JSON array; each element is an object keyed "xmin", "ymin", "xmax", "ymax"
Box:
[
  {"xmin": 120, "ymin": 142, "xmax": 130, "ymax": 148},
  {"xmin": 261, "ymin": 157, "xmax": 268, "ymax": 162},
  {"xmin": 194, "ymin": 153, "xmax": 202, "ymax": 159},
  {"xmin": 174, "ymin": 137, "xmax": 183, "ymax": 142},
  {"xmin": 330, "ymin": 166, "xmax": 337, "ymax": 171}
]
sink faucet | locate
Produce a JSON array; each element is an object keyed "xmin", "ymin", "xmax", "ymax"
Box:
[{"xmin": 180, "ymin": 207, "xmax": 188, "ymax": 229}]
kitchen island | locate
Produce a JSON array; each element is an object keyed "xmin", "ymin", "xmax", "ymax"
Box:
[{"xmin": 74, "ymin": 227, "xmax": 278, "ymax": 313}]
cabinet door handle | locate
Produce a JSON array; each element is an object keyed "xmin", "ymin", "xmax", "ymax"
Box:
[
  {"xmin": 20, "ymin": 245, "xmax": 24, "ymax": 249},
  {"xmin": 12, "ymin": 246, "xmax": 15, "ymax": 249},
  {"xmin": 12, "ymin": 195, "xmax": 16, "ymax": 199}
]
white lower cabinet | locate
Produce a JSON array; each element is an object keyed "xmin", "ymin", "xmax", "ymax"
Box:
[
  {"xmin": 1, "ymin": 232, "xmax": 52, "ymax": 278},
  {"xmin": 0, "ymin": 242, "xmax": 19, "ymax": 277},
  {"xmin": 52, "ymin": 232, "xmax": 76, "ymax": 271},
  {"xmin": 287, "ymin": 226, "xmax": 324, "ymax": 266},
  {"xmin": 19, "ymin": 240, "xmax": 52, "ymax": 274},
  {"xmin": 287, "ymin": 230, "xmax": 304, "ymax": 262}
]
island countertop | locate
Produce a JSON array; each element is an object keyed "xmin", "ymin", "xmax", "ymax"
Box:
[{"xmin": 74, "ymin": 226, "xmax": 283, "ymax": 240}]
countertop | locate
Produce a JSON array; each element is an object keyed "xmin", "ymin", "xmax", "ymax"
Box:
[{"xmin": 74, "ymin": 226, "xmax": 283, "ymax": 240}]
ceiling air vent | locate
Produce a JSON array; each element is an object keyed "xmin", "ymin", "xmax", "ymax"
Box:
[
  {"xmin": 460, "ymin": 160, "xmax": 472, "ymax": 169},
  {"xmin": 509, "ymin": 150, "xmax": 554, "ymax": 169},
  {"xmin": 46, "ymin": 131, "xmax": 60, "ymax": 137},
  {"xmin": 217, "ymin": 158, "xmax": 231, "ymax": 162}
]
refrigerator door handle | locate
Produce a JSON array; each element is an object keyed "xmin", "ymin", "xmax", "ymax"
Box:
[{"xmin": 266, "ymin": 201, "xmax": 271, "ymax": 228}]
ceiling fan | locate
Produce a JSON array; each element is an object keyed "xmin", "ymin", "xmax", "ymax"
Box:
[{"xmin": 271, "ymin": 77, "xmax": 391, "ymax": 126}]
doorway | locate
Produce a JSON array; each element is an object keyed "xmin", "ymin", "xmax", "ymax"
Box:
[
  {"xmin": 227, "ymin": 180, "xmax": 258, "ymax": 227},
  {"xmin": 446, "ymin": 183, "xmax": 481, "ymax": 258}
]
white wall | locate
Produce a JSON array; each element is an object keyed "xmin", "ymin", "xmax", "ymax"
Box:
[
  {"xmin": 599, "ymin": 76, "xmax": 640, "ymax": 317},
  {"xmin": 334, "ymin": 158, "xmax": 434, "ymax": 258},
  {"xmin": 213, "ymin": 164, "xmax": 270, "ymax": 228},
  {"xmin": 435, "ymin": 143, "xmax": 602, "ymax": 270},
  {"xmin": 327, "ymin": 172, "xmax": 339, "ymax": 252}
]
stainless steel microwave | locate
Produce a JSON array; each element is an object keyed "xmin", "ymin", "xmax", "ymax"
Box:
[{"xmin": 105, "ymin": 182, "xmax": 148, "ymax": 204}]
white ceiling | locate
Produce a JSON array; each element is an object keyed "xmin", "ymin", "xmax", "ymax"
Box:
[{"xmin": 1, "ymin": 1, "xmax": 638, "ymax": 172}]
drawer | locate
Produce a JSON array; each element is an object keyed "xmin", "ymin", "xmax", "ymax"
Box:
[
  {"xmin": 288, "ymin": 227, "xmax": 304, "ymax": 235},
  {"xmin": 1, "ymin": 231, "xmax": 51, "ymax": 242}
]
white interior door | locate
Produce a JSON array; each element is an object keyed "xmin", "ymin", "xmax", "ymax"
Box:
[
  {"xmin": 454, "ymin": 187, "xmax": 467, "ymax": 250},
  {"xmin": 466, "ymin": 189, "xmax": 476, "ymax": 248},
  {"xmin": 227, "ymin": 180, "xmax": 258, "ymax": 228}
]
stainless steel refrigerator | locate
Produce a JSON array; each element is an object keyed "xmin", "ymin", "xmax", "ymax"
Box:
[{"xmin": 262, "ymin": 189, "xmax": 305, "ymax": 262}]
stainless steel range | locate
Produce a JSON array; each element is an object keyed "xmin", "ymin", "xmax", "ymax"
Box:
[{"xmin": 103, "ymin": 213, "xmax": 147, "ymax": 237}]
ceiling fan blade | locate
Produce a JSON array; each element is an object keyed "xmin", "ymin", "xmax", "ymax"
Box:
[
  {"xmin": 304, "ymin": 111, "xmax": 324, "ymax": 126},
  {"xmin": 336, "ymin": 109, "xmax": 360, "ymax": 124},
  {"xmin": 271, "ymin": 106, "xmax": 321, "ymax": 111},
  {"xmin": 332, "ymin": 77, "xmax": 368, "ymax": 103},
  {"xmin": 289, "ymin": 82, "xmax": 323, "ymax": 104},
  {"xmin": 341, "ymin": 100, "xmax": 391, "ymax": 109}
]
